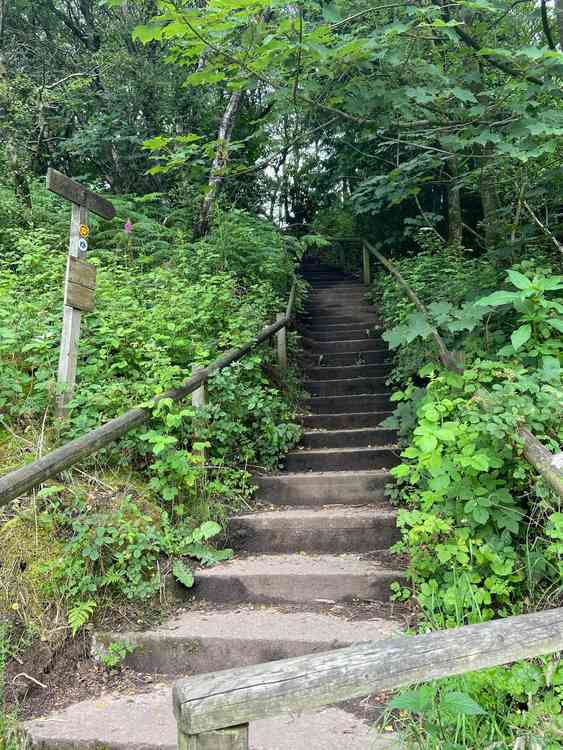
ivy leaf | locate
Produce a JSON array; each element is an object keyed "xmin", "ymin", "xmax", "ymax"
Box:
[{"xmin": 511, "ymin": 324, "xmax": 531, "ymax": 350}]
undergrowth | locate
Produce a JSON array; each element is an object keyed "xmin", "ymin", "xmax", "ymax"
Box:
[
  {"xmin": 0, "ymin": 182, "xmax": 307, "ymax": 643},
  {"xmin": 374, "ymin": 232, "xmax": 563, "ymax": 749}
]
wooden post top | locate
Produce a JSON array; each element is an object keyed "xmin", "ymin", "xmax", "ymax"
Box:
[{"xmin": 46, "ymin": 168, "xmax": 116, "ymax": 220}]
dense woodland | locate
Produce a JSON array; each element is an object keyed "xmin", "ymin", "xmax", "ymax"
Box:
[{"xmin": 1, "ymin": 1, "xmax": 563, "ymax": 748}]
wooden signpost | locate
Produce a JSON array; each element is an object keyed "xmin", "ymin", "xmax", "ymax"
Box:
[{"xmin": 46, "ymin": 168, "xmax": 116, "ymax": 416}]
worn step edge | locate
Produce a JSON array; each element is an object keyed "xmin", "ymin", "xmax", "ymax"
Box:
[
  {"xmin": 302, "ymin": 427, "xmax": 397, "ymax": 449},
  {"xmin": 193, "ymin": 554, "xmax": 405, "ymax": 604},
  {"xmin": 255, "ymin": 469, "xmax": 391, "ymax": 506},
  {"xmin": 94, "ymin": 606, "xmax": 402, "ymax": 675},
  {"xmin": 230, "ymin": 507, "xmax": 400, "ymax": 554}
]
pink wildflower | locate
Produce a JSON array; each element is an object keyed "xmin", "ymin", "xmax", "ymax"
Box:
[{"xmin": 124, "ymin": 218, "xmax": 134, "ymax": 235}]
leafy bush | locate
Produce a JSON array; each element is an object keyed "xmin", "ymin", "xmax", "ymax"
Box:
[
  {"xmin": 41, "ymin": 490, "xmax": 232, "ymax": 631},
  {"xmin": 379, "ymin": 251, "xmax": 563, "ymax": 748},
  {"xmin": 388, "ymin": 656, "xmax": 563, "ymax": 749},
  {"xmin": 0, "ymin": 184, "xmax": 305, "ymax": 633}
]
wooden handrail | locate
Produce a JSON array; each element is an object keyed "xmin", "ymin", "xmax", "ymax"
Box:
[
  {"xmin": 173, "ymin": 608, "xmax": 563, "ymax": 746},
  {"xmin": 0, "ymin": 279, "xmax": 298, "ymax": 507}
]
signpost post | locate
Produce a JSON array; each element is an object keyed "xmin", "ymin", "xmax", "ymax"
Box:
[{"xmin": 46, "ymin": 168, "xmax": 116, "ymax": 416}]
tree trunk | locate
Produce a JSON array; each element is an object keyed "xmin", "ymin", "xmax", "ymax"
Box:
[
  {"xmin": 194, "ymin": 90, "xmax": 243, "ymax": 239},
  {"xmin": 556, "ymin": 0, "xmax": 563, "ymax": 50},
  {"xmin": 447, "ymin": 157, "xmax": 463, "ymax": 244},
  {"xmin": 0, "ymin": 0, "xmax": 31, "ymax": 210},
  {"xmin": 480, "ymin": 151, "xmax": 499, "ymax": 248}
]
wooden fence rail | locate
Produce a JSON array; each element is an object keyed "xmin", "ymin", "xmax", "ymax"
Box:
[
  {"xmin": 173, "ymin": 607, "xmax": 563, "ymax": 748},
  {"xmin": 0, "ymin": 280, "xmax": 297, "ymax": 507}
]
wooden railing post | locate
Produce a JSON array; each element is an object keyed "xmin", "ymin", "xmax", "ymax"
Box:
[
  {"xmin": 362, "ymin": 242, "xmax": 371, "ymax": 286},
  {"xmin": 276, "ymin": 313, "xmax": 287, "ymax": 369},
  {"xmin": 191, "ymin": 364, "xmax": 208, "ymax": 461},
  {"xmin": 178, "ymin": 725, "xmax": 249, "ymax": 750}
]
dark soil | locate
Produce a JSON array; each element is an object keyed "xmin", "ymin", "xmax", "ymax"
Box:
[
  {"xmin": 4, "ymin": 594, "xmax": 185, "ymax": 721},
  {"xmin": 5, "ymin": 633, "xmax": 171, "ymax": 721}
]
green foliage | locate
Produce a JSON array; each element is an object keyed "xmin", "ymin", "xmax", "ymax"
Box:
[
  {"xmin": 388, "ymin": 656, "xmax": 563, "ymax": 749},
  {"xmin": 390, "ymin": 360, "xmax": 561, "ymax": 621},
  {"xmin": 42, "ymin": 492, "xmax": 233, "ymax": 633},
  {"xmin": 0, "ymin": 626, "xmax": 16, "ymax": 750},
  {"xmin": 386, "ymin": 263, "xmax": 562, "ymax": 621},
  {"xmin": 381, "ymin": 254, "xmax": 563, "ymax": 748},
  {"xmin": 0, "ymin": 191, "xmax": 302, "ymax": 635},
  {"xmin": 68, "ymin": 600, "xmax": 98, "ymax": 636},
  {"xmin": 99, "ymin": 641, "xmax": 138, "ymax": 670},
  {"xmin": 475, "ymin": 269, "xmax": 563, "ymax": 365}
]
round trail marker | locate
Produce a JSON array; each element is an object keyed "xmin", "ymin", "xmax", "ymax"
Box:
[
  {"xmin": 79, "ymin": 224, "xmax": 90, "ymax": 238},
  {"xmin": 79, "ymin": 238, "xmax": 88, "ymax": 253}
]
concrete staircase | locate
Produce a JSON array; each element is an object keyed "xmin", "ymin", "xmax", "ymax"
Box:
[{"xmin": 25, "ymin": 266, "xmax": 402, "ymax": 750}]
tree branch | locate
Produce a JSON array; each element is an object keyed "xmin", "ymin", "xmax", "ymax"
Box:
[
  {"xmin": 454, "ymin": 26, "xmax": 545, "ymax": 87},
  {"xmin": 523, "ymin": 201, "xmax": 563, "ymax": 256},
  {"xmin": 364, "ymin": 240, "xmax": 462, "ymax": 372}
]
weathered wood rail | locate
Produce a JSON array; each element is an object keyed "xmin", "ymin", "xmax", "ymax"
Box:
[
  {"xmin": 173, "ymin": 607, "xmax": 563, "ymax": 748},
  {"xmin": 0, "ymin": 279, "xmax": 297, "ymax": 507}
]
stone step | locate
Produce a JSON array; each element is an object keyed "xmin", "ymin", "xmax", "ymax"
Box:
[
  {"xmin": 24, "ymin": 684, "xmax": 395, "ymax": 750},
  {"xmin": 307, "ymin": 305, "xmax": 376, "ymax": 317},
  {"xmin": 301, "ymin": 314, "xmax": 379, "ymax": 325},
  {"xmin": 285, "ymin": 446, "xmax": 399, "ymax": 472},
  {"xmin": 306, "ymin": 319, "xmax": 380, "ymax": 330},
  {"xmin": 305, "ymin": 350, "xmax": 391, "ymax": 366},
  {"xmin": 307, "ymin": 281, "xmax": 364, "ymax": 288},
  {"xmin": 193, "ymin": 554, "xmax": 404, "ymax": 604},
  {"xmin": 229, "ymin": 507, "xmax": 400, "ymax": 554},
  {"xmin": 307, "ymin": 282, "xmax": 363, "ymax": 289},
  {"xmin": 302, "ymin": 327, "xmax": 379, "ymax": 341},
  {"xmin": 302, "ymin": 427, "xmax": 397, "ymax": 449},
  {"xmin": 309, "ymin": 292, "xmax": 369, "ymax": 303},
  {"xmin": 305, "ymin": 376, "xmax": 388, "ymax": 396},
  {"xmin": 305, "ymin": 338, "xmax": 386, "ymax": 354},
  {"xmin": 305, "ymin": 364, "xmax": 390, "ymax": 380},
  {"xmin": 94, "ymin": 606, "xmax": 402, "ymax": 675},
  {"xmin": 302, "ymin": 411, "xmax": 393, "ymax": 430},
  {"xmin": 305, "ymin": 393, "xmax": 391, "ymax": 414},
  {"xmin": 255, "ymin": 469, "xmax": 391, "ymax": 506}
]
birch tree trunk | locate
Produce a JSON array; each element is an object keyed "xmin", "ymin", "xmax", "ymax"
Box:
[{"xmin": 194, "ymin": 90, "xmax": 244, "ymax": 239}]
